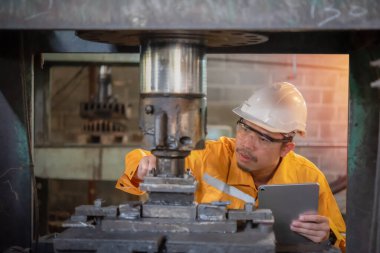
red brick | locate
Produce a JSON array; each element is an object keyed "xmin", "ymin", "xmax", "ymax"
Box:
[
  {"xmin": 302, "ymin": 88, "xmax": 322, "ymax": 104},
  {"xmin": 320, "ymin": 123, "xmax": 348, "ymax": 143},
  {"xmin": 304, "ymin": 72, "xmax": 339, "ymax": 89},
  {"xmin": 304, "ymin": 122, "xmax": 320, "ymax": 139},
  {"xmin": 322, "ymin": 90, "xmax": 335, "ymax": 104},
  {"xmin": 308, "ymin": 106, "xmax": 338, "ymax": 122}
]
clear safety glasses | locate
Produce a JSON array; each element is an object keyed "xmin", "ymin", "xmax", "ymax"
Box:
[{"xmin": 236, "ymin": 118, "xmax": 293, "ymax": 145}]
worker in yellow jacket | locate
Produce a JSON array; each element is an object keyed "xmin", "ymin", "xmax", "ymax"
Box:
[{"xmin": 116, "ymin": 82, "xmax": 346, "ymax": 251}]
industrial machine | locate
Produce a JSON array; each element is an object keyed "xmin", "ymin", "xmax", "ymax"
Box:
[
  {"xmin": 79, "ymin": 65, "xmax": 129, "ymax": 144},
  {"xmin": 53, "ymin": 31, "xmax": 280, "ymax": 253},
  {"xmin": 2, "ymin": 1, "xmax": 380, "ymax": 253}
]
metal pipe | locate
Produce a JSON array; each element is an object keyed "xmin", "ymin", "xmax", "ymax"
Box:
[{"xmin": 140, "ymin": 38, "xmax": 206, "ymax": 94}]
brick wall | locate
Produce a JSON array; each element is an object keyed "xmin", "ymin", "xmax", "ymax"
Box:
[
  {"xmin": 47, "ymin": 54, "xmax": 348, "ymax": 212},
  {"xmin": 207, "ymin": 54, "xmax": 348, "ymax": 179},
  {"xmin": 207, "ymin": 54, "xmax": 348, "ymax": 212}
]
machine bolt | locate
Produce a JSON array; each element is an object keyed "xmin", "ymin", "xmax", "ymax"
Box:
[
  {"xmin": 244, "ymin": 203, "xmax": 253, "ymax": 212},
  {"xmin": 94, "ymin": 198, "xmax": 104, "ymax": 208},
  {"xmin": 145, "ymin": 105, "xmax": 154, "ymax": 114}
]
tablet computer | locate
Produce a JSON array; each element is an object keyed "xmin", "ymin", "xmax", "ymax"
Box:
[{"xmin": 258, "ymin": 183, "xmax": 319, "ymax": 244}]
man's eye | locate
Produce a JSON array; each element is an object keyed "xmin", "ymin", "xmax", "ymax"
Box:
[{"xmin": 259, "ymin": 136, "xmax": 271, "ymax": 143}]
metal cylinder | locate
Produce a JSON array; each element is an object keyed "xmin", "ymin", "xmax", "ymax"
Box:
[
  {"xmin": 156, "ymin": 157, "xmax": 186, "ymax": 178},
  {"xmin": 139, "ymin": 38, "xmax": 207, "ymax": 161},
  {"xmin": 140, "ymin": 38, "xmax": 206, "ymax": 94},
  {"xmin": 98, "ymin": 65, "xmax": 112, "ymax": 103}
]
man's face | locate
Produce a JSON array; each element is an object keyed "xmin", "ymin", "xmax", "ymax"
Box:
[{"xmin": 235, "ymin": 119, "xmax": 293, "ymax": 173}]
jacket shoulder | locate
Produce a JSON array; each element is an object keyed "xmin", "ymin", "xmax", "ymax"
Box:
[
  {"xmin": 285, "ymin": 151, "xmax": 327, "ymax": 180},
  {"xmin": 204, "ymin": 137, "xmax": 236, "ymax": 155}
]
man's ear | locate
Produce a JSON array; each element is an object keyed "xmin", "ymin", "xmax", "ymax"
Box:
[{"xmin": 280, "ymin": 142, "xmax": 295, "ymax": 157}]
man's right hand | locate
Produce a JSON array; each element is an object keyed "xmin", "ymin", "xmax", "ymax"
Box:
[{"xmin": 136, "ymin": 155, "xmax": 157, "ymax": 180}]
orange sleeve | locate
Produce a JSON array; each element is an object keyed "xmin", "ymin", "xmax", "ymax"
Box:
[
  {"xmin": 115, "ymin": 149, "xmax": 151, "ymax": 195},
  {"xmin": 318, "ymin": 177, "xmax": 346, "ymax": 252},
  {"xmin": 329, "ymin": 217, "xmax": 346, "ymax": 252}
]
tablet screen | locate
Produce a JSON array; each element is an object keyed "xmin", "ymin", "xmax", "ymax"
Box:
[{"xmin": 258, "ymin": 183, "xmax": 319, "ymax": 245}]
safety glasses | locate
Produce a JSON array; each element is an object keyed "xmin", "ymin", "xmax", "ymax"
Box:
[{"xmin": 236, "ymin": 118, "xmax": 293, "ymax": 143}]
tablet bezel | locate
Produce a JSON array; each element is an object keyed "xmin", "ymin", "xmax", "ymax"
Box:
[{"xmin": 258, "ymin": 183, "xmax": 319, "ymax": 245}]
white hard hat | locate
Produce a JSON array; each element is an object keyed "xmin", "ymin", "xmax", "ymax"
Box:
[{"xmin": 232, "ymin": 82, "xmax": 307, "ymax": 136}]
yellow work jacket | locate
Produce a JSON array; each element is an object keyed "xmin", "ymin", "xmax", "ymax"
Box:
[{"xmin": 116, "ymin": 137, "xmax": 346, "ymax": 250}]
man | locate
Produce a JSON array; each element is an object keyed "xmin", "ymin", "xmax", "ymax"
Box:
[{"xmin": 116, "ymin": 82, "xmax": 346, "ymax": 251}]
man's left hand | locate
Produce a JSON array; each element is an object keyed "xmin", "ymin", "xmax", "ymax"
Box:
[{"xmin": 290, "ymin": 213, "xmax": 330, "ymax": 243}]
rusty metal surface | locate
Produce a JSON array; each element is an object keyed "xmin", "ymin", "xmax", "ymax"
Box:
[
  {"xmin": 142, "ymin": 204, "xmax": 197, "ymax": 219},
  {"xmin": 1, "ymin": 0, "xmax": 379, "ymax": 30},
  {"xmin": 147, "ymin": 192, "xmax": 194, "ymax": 205},
  {"xmin": 119, "ymin": 202, "xmax": 142, "ymax": 220},
  {"xmin": 228, "ymin": 208, "xmax": 274, "ymax": 224},
  {"xmin": 143, "ymin": 176, "xmax": 197, "ymax": 185},
  {"xmin": 0, "ymin": 30, "xmax": 356, "ymax": 55},
  {"xmin": 0, "ymin": 32, "xmax": 33, "ymax": 252},
  {"xmin": 54, "ymin": 228, "xmax": 164, "ymax": 253},
  {"xmin": 347, "ymin": 46, "xmax": 380, "ymax": 253},
  {"xmin": 140, "ymin": 95, "xmax": 206, "ymax": 152},
  {"xmin": 69, "ymin": 215, "xmax": 87, "ymax": 222},
  {"xmin": 166, "ymin": 230, "xmax": 275, "ymax": 253},
  {"xmin": 140, "ymin": 176, "xmax": 198, "ymax": 193},
  {"xmin": 140, "ymin": 182, "xmax": 197, "ymax": 193},
  {"xmin": 78, "ymin": 30, "xmax": 268, "ymax": 47},
  {"xmin": 55, "ymin": 226, "xmax": 275, "ymax": 253},
  {"xmin": 198, "ymin": 204, "xmax": 227, "ymax": 221},
  {"xmin": 74, "ymin": 205, "xmax": 118, "ymax": 217},
  {"xmin": 101, "ymin": 218, "xmax": 238, "ymax": 233}
]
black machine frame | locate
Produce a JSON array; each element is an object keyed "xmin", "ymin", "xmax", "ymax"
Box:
[{"xmin": 1, "ymin": 1, "xmax": 380, "ymax": 252}]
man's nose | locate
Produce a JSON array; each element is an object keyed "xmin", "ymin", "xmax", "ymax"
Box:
[{"xmin": 241, "ymin": 133, "xmax": 258, "ymax": 149}]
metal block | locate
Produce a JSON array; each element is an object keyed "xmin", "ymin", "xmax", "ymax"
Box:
[
  {"xmin": 142, "ymin": 204, "xmax": 197, "ymax": 219},
  {"xmin": 2, "ymin": 1, "xmax": 380, "ymax": 31},
  {"xmin": 119, "ymin": 202, "xmax": 142, "ymax": 220},
  {"xmin": 140, "ymin": 180, "xmax": 197, "ymax": 193},
  {"xmin": 70, "ymin": 215, "xmax": 87, "ymax": 222},
  {"xmin": 75, "ymin": 205, "xmax": 117, "ymax": 217},
  {"xmin": 102, "ymin": 218, "xmax": 237, "ymax": 233},
  {"xmin": 166, "ymin": 228, "xmax": 275, "ymax": 253},
  {"xmin": 140, "ymin": 182, "xmax": 197, "ymax": 193},
  {"xmin": 62, "ymin": 219, "xmax": 95, "ymax": 228},
  {"xmin": 148, "ymin": 192, "xmax": 194, "ymax": 205},
  {"xmin": 143, "ymin": 176, "xmax": 196, "ymax": 185},
  {"xmin": 228, "ymin": 209, "xmax": 274, "ymax": 224},
  {"xmin": 54, "ymin": 228, "xmax": 163, "ymax": 253},
  {"xmin": 103, "ymin": 206, "xmax": 118, "ymax": 217},
  {"xmin": 140, "ymin": 177, "xmax": 198, "ymax": 193},
  {"xmin": 198, "ymin": 204, "xmax": 227, "ymax": 221}
]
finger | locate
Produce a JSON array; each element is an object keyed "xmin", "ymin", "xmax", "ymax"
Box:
[
  {"xmin": 148, "ymin": 155, "xmax": 156, "ymax": 169},
  {"xmin": 299, "ymin": 214, "xmax": 329, "ymax": 224},
  {"xmin": 290, "ymin": 222, "xmax": 330, "ymax": 243},
  {"xmin": 291, "ymin": 220, "xmax": 330, "ymax": 232},
  {"xmin": 137, "ymin": 157, "xmax": 151, "ymax": 179},
  {"xmin": 146, "ymin": 155, "xmax": 157, "ymax": 174},
  {"xmin": 290, "ymin": 223, "xmax": 327, "ymax": 236}
]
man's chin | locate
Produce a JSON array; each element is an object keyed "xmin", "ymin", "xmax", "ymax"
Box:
[{"xmin": 237, "ymin": 162, "xmax": 253, "ymax": 173}]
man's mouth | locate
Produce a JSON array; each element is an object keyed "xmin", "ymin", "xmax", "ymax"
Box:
[{"xmin": 236, "ymin": 148, "xmax": 257, "ymax": 163}]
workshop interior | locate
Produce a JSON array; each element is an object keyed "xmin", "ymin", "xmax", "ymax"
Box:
[{"xmin": 1, "ymin": 1, "xmax": 380, "ymax": 253}]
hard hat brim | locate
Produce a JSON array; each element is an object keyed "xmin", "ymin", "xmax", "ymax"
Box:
[{"xmin": 232, "ymin": 106, "xmax": 291, "ymax": 134}]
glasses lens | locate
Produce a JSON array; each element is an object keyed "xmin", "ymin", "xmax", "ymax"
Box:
[{"xmin": 236, "ymin": 119, "xmax": 289, "ymax": 143}]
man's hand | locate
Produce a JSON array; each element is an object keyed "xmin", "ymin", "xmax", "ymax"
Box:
[
  {"xmin": 136, "ymin": 155, "xmax": 156, "ymax": 180},
  {"xmin": 290, "ymin": 213, "xmax": 330, "ymax": 243}
]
